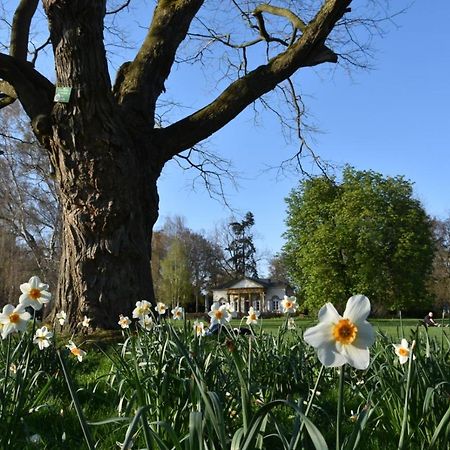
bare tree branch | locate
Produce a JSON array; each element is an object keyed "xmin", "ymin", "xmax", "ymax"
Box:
[
  {"xmin": 0, "ymin": 0, "xmax": 40, "ymax": 107},
  {"xmin": 0, "ymin": 53, "xmax": 54, "ymax": 121},
  {"xmin": 114, "ymin": 0, "xmax": 204, "ymax": 123},
  {"xmin": 156, "ymin": 0, "xmax": 350, "ymax": 161},
  {"xmin": 106, "ymin": 0, "xmax": 131, "ymax": 15},
  {"xmin": 10, "ymin": 0, "xmax": 39, "ymax": 59}
]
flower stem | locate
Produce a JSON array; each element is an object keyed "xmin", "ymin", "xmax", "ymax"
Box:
[
  {"xmin": 336, "ymin": 365, "xmax": 346, "ymax": 450},
  {"xmin": 305, "ymin": 364, "xmax": 324, "ymax": 419},
  {"xmin": 398, "ymin": 340, "xmax": 415, "ymax": 450},
  {"xmin": 298, "ymin": 363, "xmax": 325, "ymax": 442},
  {"xmin": 1, "ymin": 334, "xmax": 12, "ymax": 413}
]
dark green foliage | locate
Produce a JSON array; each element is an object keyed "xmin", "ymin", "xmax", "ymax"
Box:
[
  {"xmin": 225, "ymin": 211, "xmax": 259, "ymax": 279},
  {"xmin": 284, "ymin": 167, "xmax": 435, "ymax": 313}
]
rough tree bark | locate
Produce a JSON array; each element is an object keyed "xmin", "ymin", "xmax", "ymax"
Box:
[{"xmin": 0, "ymin": 0, "xmax": 352, "ymax": 329}]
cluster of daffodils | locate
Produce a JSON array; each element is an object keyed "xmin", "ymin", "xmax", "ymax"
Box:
[
  {"xmin": 0, "ymin": 276, "xmax": 50, "ymax": 340},
  {"xmin": 131, "ymin": 300, "xmax": 154, "ymax": 330},
  {"xmin": 124, "ymin": 300, "xmax": 185, "ymax": 330},
  {"xmin": 0, "ymin": 275, "xmax": 87, "ymax": 362}
]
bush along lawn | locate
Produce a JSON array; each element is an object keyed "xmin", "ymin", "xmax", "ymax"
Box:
[{"xmin": 0, "ymin": 278, "xmax": 449, "ymax": 449}]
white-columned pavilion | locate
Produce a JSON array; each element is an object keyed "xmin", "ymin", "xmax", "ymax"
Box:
[{"xmin": 210, "ymin": 277, "xmax": 293, "ymax": 313}]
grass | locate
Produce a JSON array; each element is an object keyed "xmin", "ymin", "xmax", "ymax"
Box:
[{"xmin": 1, "ymin": 316, "xmax": 449, "ymax": 449}]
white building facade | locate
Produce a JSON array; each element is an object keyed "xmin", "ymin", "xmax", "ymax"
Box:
[{"xmin": 211, "ymin": 277, "xmax": 293, "ymax": 314}]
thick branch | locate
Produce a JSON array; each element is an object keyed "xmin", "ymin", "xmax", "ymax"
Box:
[
  {"xmin": 10, "ymin": 0, "xmax": 39, "ymax": 60},
  {"xmin": 1, "ymin": 0, "xmax": 40, "ymax": 106},
  {"xmin": 0, "ymin": 53, "xmax": 54, "ymax": 121},
  {"xmin": 157, "ymin": 0, "xmax": 350, "ymax": 160},
  {"xmin": 114, "ymin": 0, "xmax": 204, "ymax": 122}
]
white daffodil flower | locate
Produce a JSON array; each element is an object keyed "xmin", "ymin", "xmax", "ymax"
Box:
[
  {"xmin": 208, "ymin": 302, "xmax": 231, "ymax": 325},
  {"xmin": 139, "ymin": 314, "xmax": 154, "ymax": 330},
  {"xmin": 303, "ymin": 295, "xmax": 375, "ymax": 370},
  {"xmin": 81, "ymin": 316, "xmax": 91, "ymax": 328},
  {"xmin": 56, "ymin": 310, "xmax": 67, "ymax": 326},
  {"xmin": 33, "ymin": 326, "xmax": 53, "ymax": 350},
  {"xmin": 132, "ymin": 300, "xmax": 151, "ymax": 318},
  {"xmin": 155, "ymin": 302, "xmax": 168, "ymax": 315},
  {"xmin": 281, "ymin": 296, "xmax": 298, "ymax": 314},
  {"xmin": 66, "ymin": 340, "xmax": 86, "ymax": 362},
  {"xmin": 19, "ymin": 276, "xmax": 51, "ymax": 311},
  {"xmin": 171, "ymin": 306, "xmax": 184, "ymax": 320},
  {"xmin": 193, "ymin": 320, "xmax": 206, "ymax": 337},
  {"xmin": 245, "ymin": 306, "xmax": 260, "ymax": 325},
  {"xmin": 393, "ymin": 338, "xmax": 416, "ymax": 365},
  {"xmin": 118, "ymin": 315, "xmax": 131, "ymax": 329},
  {"xmin": 0, "ymin": 304, "xmax": 31, "ymax": 339}
]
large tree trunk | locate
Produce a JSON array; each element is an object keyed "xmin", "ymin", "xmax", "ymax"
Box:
[
  {"xmin": 42, "ymin": 0, "xmax": 162, "ymax": 329},
  {"xmin": 53, "ymin": 138, "xmax": 161, "ymax": 329}
]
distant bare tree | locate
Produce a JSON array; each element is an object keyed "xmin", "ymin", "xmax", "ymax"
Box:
[
  {"xmin": 430, "ymin": 217, "xmax": 450, "ymax": 311},
  {"xmin": 0, "ymin": 104, "xmax": 61, "ymax": 288}
]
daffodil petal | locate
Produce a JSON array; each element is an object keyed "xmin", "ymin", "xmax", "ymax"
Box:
[
  {"xmin": 303, "ymin": 322, "xmax": 333, "ymax": 348},
  {"xmin": 2, "ymin": 304, "xmax": 15, "ymax": 315},
  {"xmin": 40, "ymin": 291, "xmax": 52, "ymax": 301},
  {"xmin": 318, "ymin": 303, "xmax": 341, "ymax": 323},
  {"xmin": 21, "ymin": 311, "xmax": 31, "ymax": 321},
  {"xmin": 29, "ymin": 276, "xmax": 40, "ymax": 288},
  {"xmin": 399, "ymin": 355, "xmax": 408, "ymax": 364},
  {"xmin": 353, "ymin": 321, "xmax": 375, "ymax": 348},
  {"xmin": 343, "ymin": 295, "xmax": 371, "ymax": 323},
  {"xmin": 400, "ymin": 338, "xmax": 408, "ymax": 348},
  {"xmin": 317, "ymin": 342, "xmax": 347, "ymax": 367},
  {"xmin": 338, "ymin": 343, "xmax": 370, "ymax": 370},
  {"xmin": 19, "ymin": 283, "xmax": 30, "ymax": 294}
]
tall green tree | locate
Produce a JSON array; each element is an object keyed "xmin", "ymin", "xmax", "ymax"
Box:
[
  {"xmin": 284, "ymin": 167, "xmax": 435, "ymax": 313},
  {"xmin": 225, "ymin": 212, "xmax": 258, "ymax": 279},
  {"xmin": 429, "ymin": 217, "xmax": 450, "ymax": 311},
  {"xmin": 159, "ymin": 238, "xmax": 191, "ymax": 308}
]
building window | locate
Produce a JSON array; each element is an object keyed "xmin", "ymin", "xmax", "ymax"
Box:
[
  {"xmin": 254, "ymin": 300, "xmax": 260, "ymax": 311},
  {"xmin": 271, "ymin": 296, "xmax": 280, "ymax": 312}
]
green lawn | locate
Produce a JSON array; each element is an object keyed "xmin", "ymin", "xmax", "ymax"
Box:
[{"xmin": 221, "ymin": 316, "xmax": 450, "ymax": 341}]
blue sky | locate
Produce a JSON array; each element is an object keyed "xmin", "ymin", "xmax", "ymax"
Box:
[
  {"xmin": 3, "ymin": 0, "xmax": 448, "ymax": 274},
  {"xmin": 154, "ymin": 0, "xmax": 450, "ymax": 272}
]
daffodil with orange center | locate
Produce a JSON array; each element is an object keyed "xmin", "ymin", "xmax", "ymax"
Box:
[
  {"xmin": 281, "ymin": 295, "xmax": 298, "ymax": 314},
  {"xmin": 66, "ymin": 340, "xmax": 87, "ymax": 362},
  {"xmin": 193, "ymin": 320, "xmax": 206, "ymax": 337},
  {"xmin": 171, "ymin": 306, "xmax": 184, "ymax": 320},
  {"xmin": 393, "ymin": 338, "xmax": 416, "ymax": 365},
  {"xmin": 0, "ymin": 304, "xmax": 31, "ymax": 339},
  {"xmin": 19, "ymin": 276, "xmax": 51, "ymax": 311},
  {"xmin": 245, "ymin": 306, "xmax": 260, "ymax": 325},
  {"xmin": 155, "ymin": 302, "xmax": 168, "ymax": 316},
  {"xmin": 303, "ymin": 295, "xmax": 375, "ymax": 370},
  {"xmin": 118, "ymin": 314, "xmax": 131, "ymax": 329},
  {"xmin": 132, "ymin": 300, "xmax": 151, "ymax": 319},
  {"xmin": 208, "ymin": 302, "xmax": 231, "ymax": 326}
]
